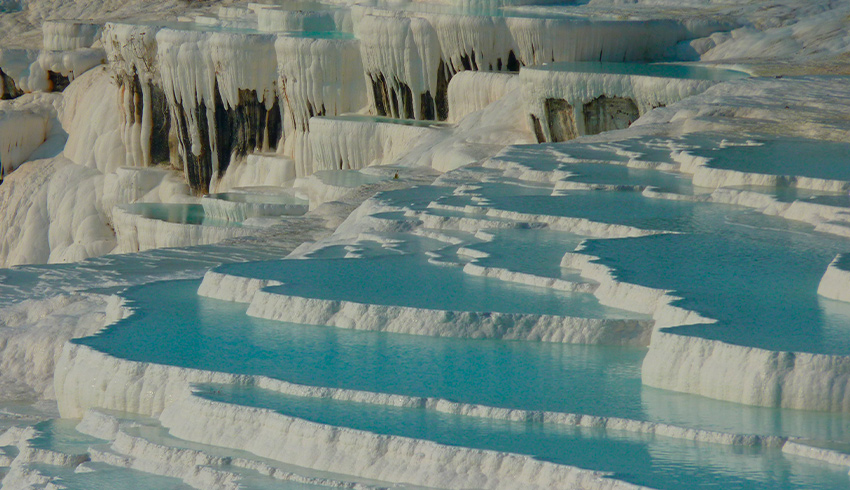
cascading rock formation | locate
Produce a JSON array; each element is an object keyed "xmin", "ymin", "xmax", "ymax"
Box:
[{"xmin": 2, "ymin": 1, "xmax": 850, "ymax": 490}]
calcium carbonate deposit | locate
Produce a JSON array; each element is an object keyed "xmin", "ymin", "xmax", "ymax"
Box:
[{"xmin": 2, "ymin": 0, "xmax": 850, "ymax": 489}]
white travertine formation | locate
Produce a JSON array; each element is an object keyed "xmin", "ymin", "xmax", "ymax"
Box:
[
  {"xmin": 447, "ymin": 71, "xmax": 520, "ymax": 122},
  {"xmin": 112, "ymin": 206, "xmax": 260, "ymax": 253},
  {"xmin": 307, "ymin": 116, "xmax": 445, "ymax": 173},
  {"xmin": 818, "ymin": 255, "xmax": 850, "ymax": 303},
  {"xmin": 42, "ymin": 20, "xmax": 102, "ymax": 51}
]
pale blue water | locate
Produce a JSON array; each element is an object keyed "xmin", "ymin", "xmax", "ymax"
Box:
[
  {"xmin": 432, "ymin": 183, "xmax": 850, "ymax": 355},
  {"xmin": 75, "ymin": 279, "xmax": 850, "ymax": 442},
  {"xmin": 121, "ymin": 203, "xmax": 243, "ymax": 227},
  {"xmin": 530, "ymin": 61, "xmax": 750, "ymax": 80},
  {"xmin": 212, "ymin": 252, "xmax": 641, "ymax": 318},
  {"xmin": 197, "ymin": 385, "xmax": 850, "ymax": 490},
  {"xmin": 0, "ymin": 242, "xmax": 290, "ymax": 308},
  {"xmin": 77, "ymin": 279, "xmax": 647, "ymax": 418},
  {"xmin": 312, "ymin": 170, "xmax": 386, "ymax": 188},
  {"xmin": 557, "ymin": 161, "xmax": 694, "ymax": 193},
  {"xmin": 463, "ymin": 228, "xmax": 587, "ymax": 279},
  {"xmin": 490, "ymin": 145, "xmax": 693, "ymax": 194},
  {"xmin": 690, "ymin": 137, "xmax": 850, "ymax": 182},
  {"xmin": 373, "ymin": 185, "xmax": 454, "ymax": 209},
  {"xmin": 730, "ymin": 186, "xmax": 850, "ymax": 208},
  {"xmin": 0, "ymin": 1, "xmax": 20, "ymax": 13}
]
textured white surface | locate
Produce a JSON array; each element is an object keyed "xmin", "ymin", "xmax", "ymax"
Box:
[
  {"xmin": 112, "ymin": 206, "xmax": 260, "ymax": 253},
  {"xmin": 643, "ymin": 330, "xmax": 850, "ymax": 412},
  {"xmin": 818, "ymin": 255, "xmax": 850, "ymax": 303},
  {"xmin": 160, "ymin": 395, "xmax": 647, "ymax": 490},
  {"xmin": 0, "ymin": 109, "xmax": 48, "ymax": 176},
  {"xmin": 447, "ymin": 71, "xmax": 520, "ymax": 122},
  {"xmin": 42, "ymin": 20, "xmax": 102, "ymax": 51},
  {"xmin": 308, "ymin": 116, "xmax": 443, "ymax": 173}
]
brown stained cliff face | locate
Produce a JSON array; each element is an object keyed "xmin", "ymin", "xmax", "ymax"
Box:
[
  {"xmin": 0, "ymin": 68, "xmax": 23, "ymax": 100},
  {"xmin": 582, "ymin": 96, "xmax": 639, "ymax": 136},
  {"xmin": 119, "ymin": 72, "xmax": 172, "ymax": 165},
  {"xmin": 169, "ymin": 83, "xmax": 282, "ymax": 194},
  {"xmin": 544, "ymin": 98, "xmax": 578, "ymax": 142}
]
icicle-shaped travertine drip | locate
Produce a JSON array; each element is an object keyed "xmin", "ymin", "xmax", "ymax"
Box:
[
  {"xmin": 447, "ymin": 71, "xmax": 519, "ymax": 122},
  {"xmin": 507, "ymin": 17, "xmax": 686, "ymax": 65},
  {"xmin": 103, "ymin": 23, "xmax": 169, "ymax": 168},
  {"xmin": 43, "ymin": 20, "xmax": 102, "ymax": 51},
  {"xmin": 276, "ymin": 35, "xmax": 366, "ymax": 176},
  {"xmin": 416, "ymin": 12, "xmax": 516, "ymax": 76},
  {"xmin": 157, "ymin": 29, "xmax": 281, "ymax": 194},
  {"xmin": 307, "ymin": 116, "xmax": 441, "ymax": 172},
  {"xmin": 357, "ymin": 13, "xmax": 443, "ymax": 120}
]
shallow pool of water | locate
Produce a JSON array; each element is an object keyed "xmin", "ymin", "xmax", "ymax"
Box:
[
  {"xmin": 198, "ymin": 386, "xmax": 850, "ymax": 490},
  {"xmin": 691, "ymin": 137, "xmax": 850, "ymax": 182},
  {"xmin": 120, "ymin": 203, "xmax": 243, "ymax": 228},
  {"xmin": 77, "ymin": 279, "xmax": 648, "ymax": 418},
  {"xmin": 529, "ymin": 61, "xmax": 751, "ymax": 81},
  {"xmin": 312, "ymin": 170, "xmax": 387, "ymax": 188},
  {"xmin": 75, "ymin": 279, "xmax": 850, "ymax": 442},
  {"xmin": 215, "ymin": 252, "xmax": 639, "ymax": 318},
  {"xmin": 435, "ymin": 182, "xmax": 850, "ymax": 355}
]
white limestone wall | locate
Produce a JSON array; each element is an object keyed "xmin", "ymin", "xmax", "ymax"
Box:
[
  {"xmin": 160, "ymin": 395, "xmax": 648, "ymax": 490},
  {"xmin": 0, "ymin": 109, "xmax": 48, "ymax": 177},
  {"xmin": 520, "ymin": 67, "xmax": 719, "ymax": 141},
  {"xmin": 819, "ymin": 254, "xmax": 850, "ymax": 303},
  {"xmin": 61, "ymin": 66, "xmax": 129, "ymax": 173},
  {"xmin": 307, "ymin": 116, "xmax": 443, "ymax": 173},
  {"xmin": 356, "ymin": 13, "xmax": 441, "ymax": 120},
  {"xmin": 112, "ymin": 207, "xmax": 259, "ymax": 253},
  {"xmin": 447, "ymin": 71, "xmax": 520, "ymax": 122},
  {"xmin": 506, "ymin": 17, "xmax": 687, "ymax": 66},
  {"xmin": 243, "ymin": 289, "xmax": 653, "ymax": 345},
  {"xmin": 42, "ymin": 20, "xmax": 102, "ymax": 51},
  {"xmin": 643, "ymin": 330, "xmax": 850, "ymax": 412},
  {"xmin": 211, "ymin": 153, "xmax": 297, "ymax": 191}
]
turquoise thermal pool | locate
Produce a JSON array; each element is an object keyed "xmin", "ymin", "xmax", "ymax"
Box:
[
  {"xmin": 429, "ymin": 178, "xmax": 850, "ymax": 355},
  {"xmin": 73, "ymin": 276, "xmax": 850, "ymax": 442},
  {"xmin": 120, "ymin": 203, "xmax": 244, "ymax": 227},
  {"xmin": 529, "ymin": 61, "xmax": 751, "ymax": 81}
]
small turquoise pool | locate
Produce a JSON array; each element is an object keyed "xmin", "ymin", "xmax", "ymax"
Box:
[
  {"xmin": 213, "ymin": 252, "xmax": 641, "ymax": 319},
  {"xmin": 120, "ymin": 203, "xmax": 243, "ymax": 227},
  {"xmin": 76, "ymin": 279, "xmax": 648, "ymax": 420},
  {"xmin": 528, "ymin": 61, "xmax": 751, "ymax": 81},
  {"xmin": 312, "ymin": 170, "xmax": 386, "ymax": 188}
]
